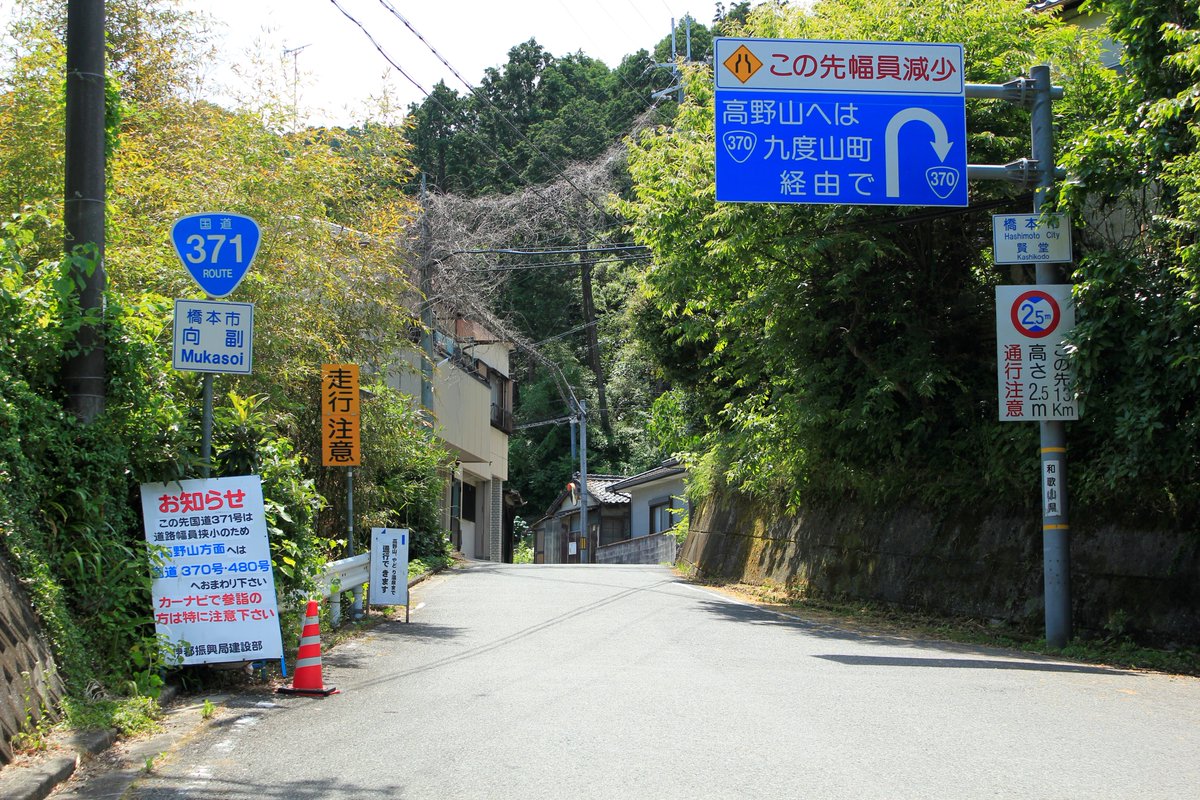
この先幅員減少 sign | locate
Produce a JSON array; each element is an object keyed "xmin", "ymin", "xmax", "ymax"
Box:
[
  {"xmin": 996, "ymin": 285, "xmax": 1078, "ymax": 422},
  {"xmin": 141, "ymin": 475, "xmax": 284, "ymax": 666},
  {"xmin": 173, "ymin": 298, "xmax": 253, "ymax": 375},
  {"xmin": 714, "ymin": 37, "xmax": 967, "ymax": 207},
  {"xmin": 171, "ymin": 212, "xmax": 261, "ymax": 298}
]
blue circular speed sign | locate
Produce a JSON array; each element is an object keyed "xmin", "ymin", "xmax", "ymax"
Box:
[
  {"xmin": 1010, "ymin": 289, "xmax": 1061, "ymax": 339},
  {"xmin": 170, "ymin": 213, "xmax": 261, "ymax": 298}
]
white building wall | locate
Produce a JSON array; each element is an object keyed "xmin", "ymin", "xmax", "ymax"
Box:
[
  {"xmin": 385, "ymin": 338, "xmax": 510, "ymax": 559},
  {"xmin": 627, "ymin": 476, "xmax": 688, "ymax": 538}
]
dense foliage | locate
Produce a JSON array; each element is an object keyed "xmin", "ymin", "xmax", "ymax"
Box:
[
  {"xmin": 0, "ymin": 0, "xmax": 448, "ymax": 706},
  {"xmin": 404, "ymin": 11, "xmax": 759, "ymax": 514},
  {"xmin": 618, "ymin": 0, "xmax": 1140, "ymax": 515},
  {"xmin": 1057, "ymin": 0, "xmax": 1200, "ymax": 516}
]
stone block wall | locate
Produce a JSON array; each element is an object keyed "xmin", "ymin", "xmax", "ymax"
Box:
[
  {"xmin": 681, "ymin": 494, "xmax": 1200, "ymax": 645},
  {"xmin": 595, "ymin": 532, "xmax": 678, "ymax": 565},
  {"xmin": 0, "ymin": 556, "xmax": 64, "ymax": 764}
]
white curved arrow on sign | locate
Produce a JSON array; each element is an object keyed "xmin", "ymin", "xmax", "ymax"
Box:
[{"xmin": 885, "ymin": 108, "xmax": 954, "ymax": 197}]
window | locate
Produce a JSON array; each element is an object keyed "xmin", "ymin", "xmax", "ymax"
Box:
[
  {"xmin": 489, "ymin": 370, "xmax": 514, "ymax": 433},
  {"xmin": 649, "ymin": 498, "xmax": 681, "ymax": 534},
  {"xmin": 461, "ymin": 481, "xmax": 477, "ymax": 523}
]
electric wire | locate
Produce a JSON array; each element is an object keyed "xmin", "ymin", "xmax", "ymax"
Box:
[
  {"xmin": 458, "ymin": 254, "xmax": 652, "ymax": 272},
  {"xmin": 374, "ymin": 0, "xmax": 617, "ymax": 225}
]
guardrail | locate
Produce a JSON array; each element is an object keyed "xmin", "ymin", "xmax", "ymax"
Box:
[{"xmin": 321, "ymin": 552, "xmax": 368, "ymax": 626}]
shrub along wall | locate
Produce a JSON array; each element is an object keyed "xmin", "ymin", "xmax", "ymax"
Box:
[{"xmin": 682, "ymin": 493, "xmax": 1200, "ymax": 646}]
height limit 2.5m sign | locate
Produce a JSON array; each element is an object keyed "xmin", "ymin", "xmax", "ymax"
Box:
[
  {"xmin": 714, "ymin": 38, "xmax": 967, "ymax": 207},
  {"xmin": 996, "ymin": 285, "xmax": 1077, "ymax": 422}
]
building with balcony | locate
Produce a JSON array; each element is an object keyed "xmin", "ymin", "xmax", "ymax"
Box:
[{"xmin": 390, "ymin": 312, "xmax": 513, "ymax": 561}]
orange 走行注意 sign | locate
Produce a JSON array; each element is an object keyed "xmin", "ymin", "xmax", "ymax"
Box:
[{"xmin": 321, "ymin": 363, "xmax": 360, "ymax": 466}]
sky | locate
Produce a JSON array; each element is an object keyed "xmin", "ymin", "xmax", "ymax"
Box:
[{"xmin": 170, "ymin": 0, "xmax": 725, "ymax": 127}]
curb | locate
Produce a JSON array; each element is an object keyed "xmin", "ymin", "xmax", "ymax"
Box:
[
  {"xmin": 0, "ymin": 685, "xmax": 178, "ymax": 800},
  {"xmin": 0, "ymin": 571, "xmax": 445, "ymax": 798}
]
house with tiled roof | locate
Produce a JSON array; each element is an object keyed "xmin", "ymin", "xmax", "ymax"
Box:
[
  {"xmin": 531, "ymin": 474, "xmax": 630, "ymax": 564},
  {"xmin": 607, "ymin": 458, "xmax": 688, "ymax": 541}
]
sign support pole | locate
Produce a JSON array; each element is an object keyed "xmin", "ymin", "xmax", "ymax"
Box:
[
  {"xmin": 1030, "ymin": 65, "xmax": 1071, "ymax": 647},
  {"xmin": 201, "ymin": 288, "xmax": 215, "ymax": 479},
  {"xmin": 348, "ymin": 465, "xmax": 363, "ymax": 619},
  {"xmin": 201, "ymin": 373, "xmax": 214, "ymax": 478}
]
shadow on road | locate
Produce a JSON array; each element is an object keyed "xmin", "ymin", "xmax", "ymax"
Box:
[
  {"xmin": 813, "ymin": 653, "xmax": 1130, "ymax": 674},
  {"xmin": 690, "ymin": 596, "xmax": 1132, "ymax": 675}
]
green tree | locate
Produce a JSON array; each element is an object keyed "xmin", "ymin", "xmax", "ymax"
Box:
[
  {"xmin": 618, "ymin": 0, "xmax": 1115, "ymax": 511},
  {"xmin": 0, "ymin": 0, "xmax": 447, "ymax": 700},
  {"xmin": 1057, "ymin": 0, "xmax": 1200, "ymax": 517}
]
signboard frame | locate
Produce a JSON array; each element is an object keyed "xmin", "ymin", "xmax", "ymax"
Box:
[
  {"xmin": 992, "ymin": 212, "xmax": 1073, "ymax": 264},
  {"xmin": 995, "ymin": 284, "xmax": 1078, "ymax": 422},
  {"xmin": 173, "ymin": 298, "xmax": 254, "ymax": 375},
  {"xmin": 321, "ymin": 364, "xmax": 362, "ymax": 467},
  {"xmin": 170, "ymin": 212, "xmax": 262, "ymax": 299},
  {"xmin": 369, "ymin": 527, "xmax": 410, "ymax": 607}
]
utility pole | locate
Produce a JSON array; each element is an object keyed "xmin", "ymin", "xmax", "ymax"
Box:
[
  {"xmin": 62, "ymin": 0, "xmax": 107, "ymax": 423},
  {"xmin": 966, "ymin": 70, "xmax": 1071, "ymax": 646},
  {"xmin": 1031, "ymin": 65, "xmax": 1071, "ymax": 648},
  {"xmin": 651, "ymin": 17, "xmax": 687, "ymax": 104},
  {"xmin": 578, "ymin": 400, "xmax": 589, "ymax": 564},
  {"xmin": 419, "ymin": 174, "xmax": 435, "ymax": 416}
]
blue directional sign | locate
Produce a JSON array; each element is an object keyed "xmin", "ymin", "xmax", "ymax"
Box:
[
  {"xmin": 170, "ymin": 212, "xmax": 261, "ymax": 298},
  {"xmin": 714, "ymin": 38, "xmax": 967, "ymax": 207}
]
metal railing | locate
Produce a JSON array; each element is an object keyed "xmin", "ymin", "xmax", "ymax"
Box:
[
  {"xmin": 321, "ymin": 552, "xmax": 368, "ymax": 626},
  {"xmin": 490, "ymin": 402, "xmax": 514, "ymax": 433}
]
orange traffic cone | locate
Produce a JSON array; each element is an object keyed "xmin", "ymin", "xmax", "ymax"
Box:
[{"xmin": 277, "ymin": 600, "xmax": 338, "ymax": 697}]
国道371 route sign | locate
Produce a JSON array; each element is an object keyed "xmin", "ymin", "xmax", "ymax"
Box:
[
  {"xmin": 170, "ymin": 212, "xmax": 262, "ymax": 298},
  {"xmin": 714, "ymin": 37, "xmax": 967, "ymax": 207}
]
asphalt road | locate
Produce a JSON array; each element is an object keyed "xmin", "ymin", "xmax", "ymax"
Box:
[{"xmin": 124, "ymin": 563, "xmax": 1200, "ymax": 800}]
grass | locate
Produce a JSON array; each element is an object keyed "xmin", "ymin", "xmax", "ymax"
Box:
[
  {"xmin": 64, "ymin": 694, "xmax": 163, "ymax": 737},
  {"xmin": 684, "ymin": 572, "xmax": 1200, "ymax": 677}
]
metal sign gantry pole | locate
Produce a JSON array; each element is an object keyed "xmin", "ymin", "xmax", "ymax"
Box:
[{"xmin": 967, "ymin": 67, "xmax": 1071, "ymax": 647}]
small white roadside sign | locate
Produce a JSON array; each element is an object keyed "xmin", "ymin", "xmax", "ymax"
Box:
[
  {"xmin": 370, "ymin": 528, "xmax": 410, "ymax": 606},
  {"xmin": 173, "ymin": 298, "xmax": 254, "ymax": 374},
  {"xmin": 992, "ymin": 213, "xmax": 1072, "ymax": 264}
]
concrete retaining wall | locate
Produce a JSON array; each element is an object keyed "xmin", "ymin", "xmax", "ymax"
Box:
[
  {"xmin": 681, "ymin": 494, "xmax": 1200, "ymax": 645},
  {"xmin": 595, "ymin": 532, "xmax": 678, "ymax": 565}
]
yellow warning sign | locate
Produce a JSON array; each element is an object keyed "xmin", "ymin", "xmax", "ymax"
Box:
[{"xmin": 723, "ymin": 44, "xmax": 762, "ymax": 83}]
